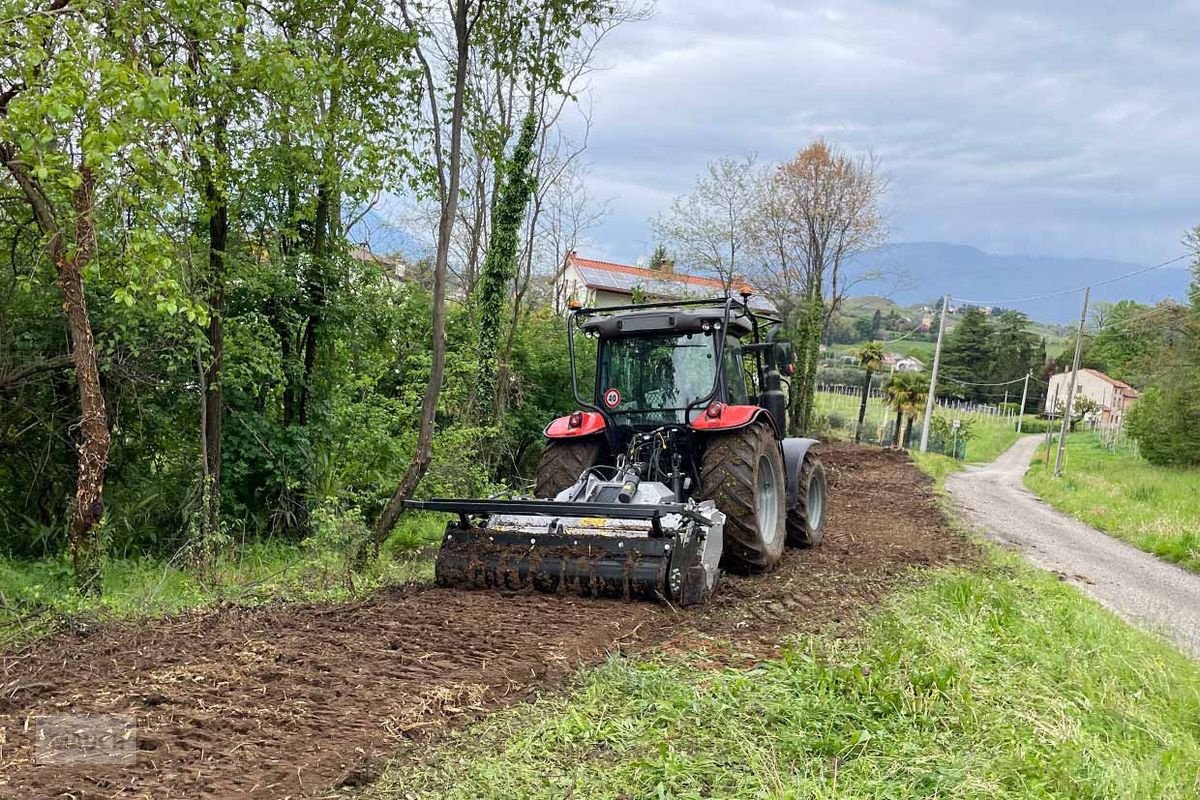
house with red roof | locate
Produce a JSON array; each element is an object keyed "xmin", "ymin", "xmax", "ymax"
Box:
[
  {"xmin": 557, "ymin": 252, "xmax": 774, "ymax": 312},
  {"xmin": 1045, "ymin": 367, "xmax": 1140, "ymax": 424}
]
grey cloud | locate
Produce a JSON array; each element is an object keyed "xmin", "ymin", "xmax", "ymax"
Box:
[{"xmin": 569, "ymin": 0, "xmax": 1200, "ymax": 264}]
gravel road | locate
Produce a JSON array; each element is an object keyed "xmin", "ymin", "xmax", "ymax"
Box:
[{"xmin": 946, "ymin": 434, "xmax": 1200, "ymax": 658}]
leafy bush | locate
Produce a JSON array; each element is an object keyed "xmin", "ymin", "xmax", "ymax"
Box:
[{"xmin": 1127, "ymin": 381, "xmax": 1200, "ymax": 467}]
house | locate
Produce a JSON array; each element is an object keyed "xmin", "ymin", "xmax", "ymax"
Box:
[
  {"xmin": 881, "ymin": 353, "xmax": 924, "ymax": 372},
  {"xmin": 1045, "ymin": 368, "xmax": 1139, "ymax": 423},
  {"xmin": 556, "ymin": 252, "xmax": 774, "ymax": 312},
  {"xmin": 350, "ymin": 247, "xmax": 406, "ymax": 284}
]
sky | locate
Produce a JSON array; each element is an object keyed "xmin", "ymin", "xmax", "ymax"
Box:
[{"xmin": 566, "ymin": 0, "xmax": 1200, "ymax": 267}]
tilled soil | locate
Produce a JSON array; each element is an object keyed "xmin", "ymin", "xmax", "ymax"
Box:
[{"xmin": 1, "ymin": 444, "xmax": 977, "ymax": 799}]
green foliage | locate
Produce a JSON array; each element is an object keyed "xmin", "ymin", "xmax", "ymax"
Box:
[
  {"xmin": 1026, "ymin": 433, "xmax": 1200, "ymax": 570},
  {"xmin": 371, "ymin": 554, "xmax": 1200, "ymax": 799},
  {"xmin": 938, "ymin": 308, "xmax": 993, "ymax": 400},
  {"xmin": 1127, "ymin": 382, "xmax": 1200, "ymax": 467},
  {"xmin": 1123, "ymin": 241, "xmax": 1200, "ymax": 466}
]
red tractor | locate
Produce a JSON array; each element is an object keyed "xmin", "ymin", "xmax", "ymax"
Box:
[{"xmin": 407, "ymin": 296, "xmax": 827, "ymax": 605}]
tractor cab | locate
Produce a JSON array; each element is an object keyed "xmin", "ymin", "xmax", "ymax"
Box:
[{"xmin": 584, "ymin": 307, "xmax": 753, "ymax": 427}]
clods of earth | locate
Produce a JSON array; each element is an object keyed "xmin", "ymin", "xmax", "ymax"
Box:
[{"xmin": 1, "ymin": 444, "xmax": 978, "ymax": 799}]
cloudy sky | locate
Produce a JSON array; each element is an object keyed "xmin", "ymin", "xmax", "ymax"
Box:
[{"xmin": 567, "ymin": 0, "xmax": 1199, "ymax": 266}]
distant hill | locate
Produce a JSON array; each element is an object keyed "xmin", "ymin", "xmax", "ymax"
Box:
[{"xmin": 847, "ymin": 242, "xmax": 1192, "ymax": 323}]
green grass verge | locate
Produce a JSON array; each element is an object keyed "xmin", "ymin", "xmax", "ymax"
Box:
[
  {"xmin": 910, "ymin": 451, "xmax": 963, "ymax": 488},
  {"xmin": 0, "ymin": 513, "xmax": 444, "ymax": 644},
  {"xmin": 1025, "ymin": 433, "xmax": 1200, "ymax": 572},
  {"xmin": 370, "ymin": 554, "xmax": 1200, "ymax": 799},
  {"xmin": 963, "ymin": 423, "xmax": 1021, "ymax": 465}
]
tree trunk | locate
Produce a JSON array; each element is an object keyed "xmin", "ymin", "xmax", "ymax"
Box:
[
  {"xmin": 6, "ymin": 160, "xmax": 110, "ymax": 595},
  {"xmin": 893, "ymin": 409, "xmax": 903, "ymax": 448},
  {"xmin": 902, "ymin": 415, "xmax": 914, "ymax": 449},
  {"xmin": 299, "ymin": 185, "xmax": 331, "ymax": 428},
  {"xmin": 374, "ymin": 0, "xmax": 473, "ymax": 543},
  {"xmin": 200, "ymin": 121, "xmax": 228, "ymax": 542},
  {"xmin": 855, "ymin": 367, "xmax": 872, "ymax": 443}
]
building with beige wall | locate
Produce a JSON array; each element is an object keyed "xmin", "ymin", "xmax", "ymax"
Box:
[{"xmin": 1045, "ymin": 368, "xmax": 1138, "ymax": 424}]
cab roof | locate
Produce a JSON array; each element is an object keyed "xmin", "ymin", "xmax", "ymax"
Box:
[{"xmin": 579, "ymin": 307, "xmax": 754, "ymax": 338}]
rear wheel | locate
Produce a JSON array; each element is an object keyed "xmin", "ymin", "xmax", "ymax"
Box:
[
  {"xmin": 699, "ymin": 423, "xmax": 787, "ymax": 573},
  {"xmin": 535, "ymin": 438, "xmax": 603, "ymax": 498},
  {"xmin": 786, "ymin": 452, "xmax": 827, "ymax": 547}
]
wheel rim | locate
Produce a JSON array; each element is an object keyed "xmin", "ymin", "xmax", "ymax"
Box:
[
  {"xmin": 807, "ymin": 467, "xmax": 825, "ymax": 530},
  {"xmin": 756, "ymin": 453, "xmax": 781, "ymax": 547}
]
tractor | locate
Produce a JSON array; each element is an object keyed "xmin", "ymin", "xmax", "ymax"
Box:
[{"xmin": 405, "ymin": 294, "xmax": 828, "ymax": 606}]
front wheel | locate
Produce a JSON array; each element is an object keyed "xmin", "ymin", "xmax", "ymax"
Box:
[
  {"xmin": 786, "ymin": 452, "xmax": 827, "ymax": 547},
  {"xmin": 699, "ymin": 423, "xmax": 787, "ymax": 573}
]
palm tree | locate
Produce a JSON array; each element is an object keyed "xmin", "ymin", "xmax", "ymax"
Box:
[
  {"xmin": 900, "ymin": 376, "xmax": 929, "ymax": 449},
  {"xmin": 883, "ymin": 372, "xmax": 928, "ymax": 448},
  {"xmin": 854, "ymin": 341, "xmax": 885, "ymax": 443}
]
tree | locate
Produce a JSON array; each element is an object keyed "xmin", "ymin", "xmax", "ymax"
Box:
[
  {"xmin": 475, "ymin": 111, "xmax": 539, "ymax": 422},
  {"xmin": 648, "ymin": 243, "xmax": 669, "ymax": 270},
  {"xmin": 1126, "ymin": 226, "xmax": 1200, "ymax": 466},
  {"xmin": 854, "ymin": 341, "xmax": 884, "ymax": 443},
  {"xmin": 653, "ymin": 155, "xmax": 759, "ymax": 293},
  {"xmin": 1, "ymin": 0, "xmax": 197, "ymax": 593},
  {"xmin": 883, "ymin": 371, "xmax": 928, "ymax": 448},
  {"xmin": 939, "ymin": 308, "xmax": 992, "ymax": 401},
  {"xmin": 373, "ymin": 0, "xmax": 479, "ymax": 544},
  {"xmin": 752, "ymin": 141, "xmax": 887, "ymax": 435}
]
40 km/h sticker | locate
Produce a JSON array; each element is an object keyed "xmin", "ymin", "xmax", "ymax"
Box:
[{"xmin": 603, "ymin": 387, "xmax": 622, "ymax": 408}]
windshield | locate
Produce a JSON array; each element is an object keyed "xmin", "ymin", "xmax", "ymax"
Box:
[{"xmin": 597, "ymin": 333, "xmax": 717, "ymax": 424}]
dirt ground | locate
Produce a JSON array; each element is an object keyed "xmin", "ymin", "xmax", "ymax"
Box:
[{"xmin": 0, "ymin": 444, "xmax": 977, "ymax": 799}]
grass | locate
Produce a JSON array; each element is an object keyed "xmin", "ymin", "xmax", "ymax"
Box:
[
  {"xmin": 0, "ymin": 512, "xmax": 445, "ymax": 645},
  {"xmin": 1025, "ymin": 433, "xmax": 1200, "ymax": 572},
  {"xmin": 910, "ymin": 451, "xmax": 963, "ymax": 488},
  {"xmin": 962, "ymin": 422, "xmax": 1021, "ymax": 465},
  {"xmin": 814, "ymin": 389, "xmax": 1022, "ymax": 465},
  {"xmin": 369, "ymin": 553, "xmax": 1200, "ymax": 799}
]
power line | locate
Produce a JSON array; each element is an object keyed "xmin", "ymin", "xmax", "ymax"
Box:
[
  {"xmin": 951, "ymin": 253, "xmax": 1191, "ymax": 307},
  {"xmin": 939, "ymin": 374, "xmax": 1030, "ymax": 387}
]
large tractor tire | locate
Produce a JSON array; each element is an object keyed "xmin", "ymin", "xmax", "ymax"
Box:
[
  {"xmin": 699, "ymin": 423, "xmax": 787, "ymax": 573},
  {"xmin": 535, "ymin": 438, "xmax": 603, "ymax": 498},
  {"xmin": 786, "ymin": 452, "xmax": 827, "ymax": 547}
]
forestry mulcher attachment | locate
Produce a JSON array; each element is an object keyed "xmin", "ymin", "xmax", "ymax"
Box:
[{"xmin": 405, "ymin": 295, "xmax": 827, "ymax": 606}]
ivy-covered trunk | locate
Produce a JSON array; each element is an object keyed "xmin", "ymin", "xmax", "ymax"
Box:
[
  {"xmin": 475, "ymin": 111, "xmax": 539, "ymax": 424},
  {"xmin": 788, "ymin": 288, "xmax": 823, "ymax": 436}
]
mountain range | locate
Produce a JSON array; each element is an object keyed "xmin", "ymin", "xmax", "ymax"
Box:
[{"xmin": 847, "ymin": 242, "xmax": 1192, "ymax": 323}]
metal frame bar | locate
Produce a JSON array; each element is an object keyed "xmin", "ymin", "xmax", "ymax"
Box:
[{"xmin": 403, "ymin": 498, "xmax": 708, "ymax": 530}]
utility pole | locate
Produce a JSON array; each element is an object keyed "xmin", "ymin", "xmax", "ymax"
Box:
[
  {"xmin": 919, "ymin": 294, "xmax": 949, "ymax": 453},
  {"xmin": 1044, "ymin": 384, "xmax": 1058, "ymax": 469},
  {"xmin": 1054, "ymin": 287, "xmax": 1090, "ymax": 477},
  {"xmin": 1017, "ymin": 371, "xmax": 1030, "ymax": 433}
]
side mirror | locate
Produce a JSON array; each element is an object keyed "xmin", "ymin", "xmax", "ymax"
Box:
[{"xmin": 774, "ymin": 342, "xmax": 793, "ymax": 366}]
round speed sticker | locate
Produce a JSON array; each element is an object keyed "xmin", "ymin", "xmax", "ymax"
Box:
[{"xmin": 603, "ymin": 387, "xmax": 622, "ymax": 408}]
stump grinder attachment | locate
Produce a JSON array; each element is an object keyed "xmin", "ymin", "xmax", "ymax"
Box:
[{"xmin": 404, "ymin": 468, "xmax": 725, "ymax": 606}]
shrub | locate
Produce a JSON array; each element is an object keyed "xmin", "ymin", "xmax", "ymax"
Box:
[{"xmin": 1126, "ymin": 379, "xmax": 1200, "ymax": 467}]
